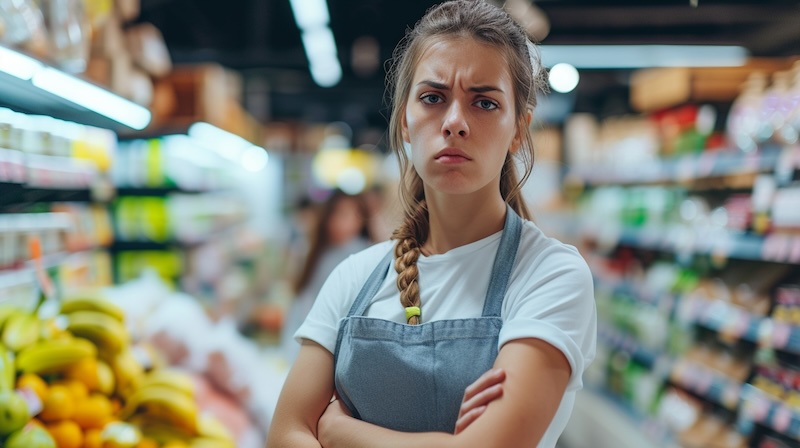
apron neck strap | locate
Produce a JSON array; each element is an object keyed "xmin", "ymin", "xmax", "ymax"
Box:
[{"xmin": 482, "ymin": 205, "xmax": 523, "ymax": 317}]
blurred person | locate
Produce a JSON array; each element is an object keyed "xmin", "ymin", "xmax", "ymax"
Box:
[
  {"xmin": 280, "ymin": 190, "xmax": 373, "ymax": 361},
  {"xmin": 268, "ymin": 1, "xmax": 596, "ymax": 447}
]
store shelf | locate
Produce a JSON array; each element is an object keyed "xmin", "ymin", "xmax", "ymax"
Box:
[
  {"xmin": 0, "ymin": 49, "xmax": 149, "ymax": 132},
  {"xmin": 0, "ymin": 181, "xmax": 94, "ymax": 206},
  {"xmin": 598, "ymin": 324, "xmax": 667, "ymax": 370},
  {"xmin": 740, "ymin": 384, "xmax": 800, "ymax": 443},
  {"xmin": 670, "ymin": 359, "xmax": 744, "ymax": 411},
  {"xmin": 116, "ymin": 186, "xmax": 213, "ymax": 197},
  {"xmin": 568, "ymin": 145, "xmax": 784, "ymax": 187}
]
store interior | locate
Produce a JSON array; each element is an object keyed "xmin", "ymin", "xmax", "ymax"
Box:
[{"xmin": 2, "ymin": 0, "xmax": 800, "ymax": 447}]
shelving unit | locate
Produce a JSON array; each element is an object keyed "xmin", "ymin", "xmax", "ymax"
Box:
[{"xmin": 572, "ymin": 138, "xmax": 800, "ymax": 447}]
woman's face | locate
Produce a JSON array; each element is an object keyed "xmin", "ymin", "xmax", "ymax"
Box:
[
  {"xmin": 402, "ymin": 36, "xmax": 521, "ymax": 197},
  {"xmin": 327, "ymin": 197, "xmax": 365, "ymax": 245}
]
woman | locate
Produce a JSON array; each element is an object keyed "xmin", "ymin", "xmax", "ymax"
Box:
[
  {"xmin": 268, "ymin": 1, "xmax": 596, "ymax": 447},
  {"xmin": 281, "ymin": 190, "xmax": 373, "ymax": 362}
]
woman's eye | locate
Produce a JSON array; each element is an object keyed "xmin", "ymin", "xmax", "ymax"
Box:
[
  {"xmin": 421, "ymin": 94, "xmax": 442, "ymax": 104},
  {"xmin": 476, "ymin": 99, "xmax": 498, "ymax": 110}
]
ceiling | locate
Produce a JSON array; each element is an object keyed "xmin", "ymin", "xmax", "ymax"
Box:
[{"xmin": 136, "ymin": 0, "xmax": 800, "ymax": 140}]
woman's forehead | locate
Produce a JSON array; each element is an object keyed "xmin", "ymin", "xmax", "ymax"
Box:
[{"xmin": 412, "ymin": 36, "xmax": 513, "ymax": 87}]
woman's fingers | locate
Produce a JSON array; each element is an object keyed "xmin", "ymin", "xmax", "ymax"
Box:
[
  {"xmin": 460, "ymin": 368, "xmax": 506, "ymax": 409},
  {"xmin": 458, "ymin": 383, "xmax": 503, "ymax": 419},
  {"xmin": 454, "ymin": 405, "xmax": 487, "ymax": 434}
]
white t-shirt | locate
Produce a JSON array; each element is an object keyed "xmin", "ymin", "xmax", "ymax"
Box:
[{"xmin": 296, "ymin": 219, "xmax": 597, "ymax": 448}]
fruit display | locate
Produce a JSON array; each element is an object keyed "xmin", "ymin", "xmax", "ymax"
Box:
[{"xmin": 0, "ymin": 293, "xmax": 237, "ymax": 448}]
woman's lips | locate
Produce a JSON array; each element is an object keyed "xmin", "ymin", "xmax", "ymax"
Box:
[{"xmin": 434, "ymin": 148, "xmax": 472, "ymax": 164}]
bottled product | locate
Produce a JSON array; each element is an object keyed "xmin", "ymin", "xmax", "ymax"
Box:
[{"xmin": 727, "ymin": 72, "xmax": 768, "ymax": 153}]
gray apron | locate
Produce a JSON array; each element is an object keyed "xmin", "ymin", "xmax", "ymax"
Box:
[{"xmin": 333, "ymin": 207, "xmax": 523, "ymax": 433}]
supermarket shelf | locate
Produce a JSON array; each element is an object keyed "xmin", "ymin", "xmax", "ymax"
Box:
[
  {"xmin": 0, "ymin": 55, "xmax": 149, "ymax": 132},
  {"xmin": 670, "ymin": 359, "xmax": 744, "ymax": 412},
  {"xmin": 0, "ymin": 181, "xmax": 93, "ymax": 206},
  {"xmin": 567, "ymin": 145, "xmax": 784, "ymax": 187},
  {"xmin": 116, "ymin": 186, "xmax": 213, "ymax": 196},
  {"xmin": 588, "ymin": 225, "xmax": 800, "ymax": 265},
  {"xmin": 740, "ymin": 384, "xmax": 800, "ymax": 443},
  {"xmin": 598, "ymin": 324, "xmax": 666, "ymax": 370},
  {"xmin": 680, "ymin": 297, "xmax": 800, "ymax": 355}
]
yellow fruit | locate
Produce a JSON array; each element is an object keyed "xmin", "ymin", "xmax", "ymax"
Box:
[
  {"xmin": 39, "ymin": 385, "xmax": 76, "ymax": 422},
  {"xmin": 96, "ymin": 361, "xmax": 115, "ymax": 396},
  {"xmin": 162, "ymin": 442, "xmax": 189, "ymax": 448},
  {"xmin": 65, "ymin": 357, "xmax": 100, "ymax": 391},
  {"xmin": 16, "ymin": 373, "xmax": 49, "ymax": 402},
  {"xmin": 73, "ymin": 394, "xmax": 113, "ymax": 430},
  {"xmin": 84, "ymin": 428, "xmax": 103, "ymax": 448},
  {"xmin": 46, "ymin": 420, "xmax": 84, "ymax": 448},
  {"xmin": 54, "ymin": 379, "xmax": 90, "ymax": 402},
  {"xmin": 136, "ymin": 437, "xmax": 160, "ymax": 448}
]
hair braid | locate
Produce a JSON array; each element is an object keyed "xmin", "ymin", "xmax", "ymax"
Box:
[{"xmin": 391, "ymin": 200, "xmax": 429, "ymax": 325}]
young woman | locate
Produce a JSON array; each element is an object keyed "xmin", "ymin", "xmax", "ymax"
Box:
[
  {"xmin": 267, "ymin": 1, "xmax": 596, "ymax": 447},
  {"xmin": 280, "ymin": 190, "xmax": 373, "ymax": 361}
]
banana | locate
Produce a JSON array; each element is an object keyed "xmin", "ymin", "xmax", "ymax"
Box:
[
  {"xmin": 0, "ymin": 306, "xmax": 21, "ymax": 333},
  {"xmin": 111, "ymin": 348, "xmax": 145, "ymax": 399},
  {"xmin": 2, "ymin": 312, "xmax": 41, "ymax": 352},
  {"xmin": 190, "ymin": 437, "xmax": 235, "ymax": 448},
  {"xmin": 197, "ymin": 414, "xmax": 234, "ymax": 442},
  {"xmin": 60, "ymin": 295, "xmax": 125, "ymax": 323},
  {"xmin": 101, "ymin": 421, "xmax": 142, "ymax": 448},
  {"xmin": 128, "ymin": 415, "xmax": 193, "ymax": 445},
  {"xmin": 120, "ymin": 385, "xmax": 199, "ymax": 435},
  {"xmin": 140, "ymin": 369, "xmax": 196, "ymax": 399},
  {"xmin": 15, "ymin": 337, "xmax": 97, "ymax": 375},
  {"xmin": 66, "ymin": 310, "xmax": 129, "ymax": 353}
]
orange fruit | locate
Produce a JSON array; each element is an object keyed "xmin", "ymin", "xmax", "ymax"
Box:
[
  {"xmin": 46, "ymin": 420, "xmax": 84, "ymax": 448},
  {"xmin": 72, "ymin": 394, "xmax": 113, "ymax": 430},
  {"xmin": 83, "ymin": 428, "xmax": 103, "ymax": 448},
  {"xmin": 39, "ymin": 384, "xmax": 76, "ymax": 422},
  {"xmin": 65, "ymin": 357, "xmax": 100, "ymax": 391},
  {"xmin": 16, "ymin": 373, "xmax": 49, "ymax": 402},
  {"xmin": 54, "ymin": 379, "xmax": 90, "ymax": 402},
  {"xmin": 136, "ymin": 437, "xmax": 159, "ymax": 448}
]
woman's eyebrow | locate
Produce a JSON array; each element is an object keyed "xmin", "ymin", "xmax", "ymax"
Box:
[{"xmin": 416, "ymin": 80, "xmax": 504, "ymax": 94}]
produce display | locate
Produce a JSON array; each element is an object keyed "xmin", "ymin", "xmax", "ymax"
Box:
[{"xmin": 0, "ymin": 293, "xmax": 236, "ymax": 448}]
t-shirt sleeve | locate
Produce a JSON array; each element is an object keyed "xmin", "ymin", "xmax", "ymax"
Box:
[
  {"xmin": 499, "ymin": 245, "xmax": 597, "ymax": 391},
  {"xmin": 293, "ymin": 256, "xmax": 357, "ymax": 354}
]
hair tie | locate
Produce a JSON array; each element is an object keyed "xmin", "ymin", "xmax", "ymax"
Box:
[{"xmin": 405, "ymin": 306, "xmax": 421, "ymax": 322}]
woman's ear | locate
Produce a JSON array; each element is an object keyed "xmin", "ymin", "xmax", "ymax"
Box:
[
  {"xmin": 401, "ymin": 113, "xmax": 410, "ymax": 143},
  {"xmin": 510, "ymin": 110, "xmax": 533, "ymax": 154}
]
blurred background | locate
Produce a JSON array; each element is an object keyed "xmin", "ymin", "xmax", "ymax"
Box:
[{"xmin": 2, "ymin": 0, "xmax": 800, "ymax": 447}]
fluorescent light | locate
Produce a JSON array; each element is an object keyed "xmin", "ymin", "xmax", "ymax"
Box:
[
  {"xmin": 32, "ymin": 67, "xmax": 151, "ymax": 130},
  {"xmin": 310, "ymin": 56, "xmax": 342, "ymax": 87},
  {"xmin": 302, "ymin": 27, "xmax": 337, "ymax": 61},
  {"xmin": 289, "ymin": 0, "xmax": 330, "ymax": 30},
  {"xmin": 538, "ymin": 45, "xmax": 748, "ymax": 69},
  {"xmin": 548, "ymin": 63, "xmax": 579, "ymax": 93},
  {"xmin": 241, "ymin": 145, "xmax": 269, "ymax": 172},
  {"xmin": 0, "ymin": 46, "xmax": 43, "ymax": 80}
]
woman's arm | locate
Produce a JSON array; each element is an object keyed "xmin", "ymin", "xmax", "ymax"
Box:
[
  {"xmin": 318, "ymin": 337, "xmax": 571, "ymax": 448},
  {"xmin": 267, "ymin": 340, "xmax": 336, "ymax": 448}
]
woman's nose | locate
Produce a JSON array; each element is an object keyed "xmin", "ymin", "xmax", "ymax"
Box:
[{"xmin": 442, "ymin": 102, "xmax": 469, "ymax": 138}]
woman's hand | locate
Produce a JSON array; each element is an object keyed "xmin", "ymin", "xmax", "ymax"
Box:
[
  {"xmin": 454, "ymin": 368, "xmax": 506, "ymax": 434},
  {"xmin": 318, "ymin": 395, "xmax": 352, "ymax": 447}
]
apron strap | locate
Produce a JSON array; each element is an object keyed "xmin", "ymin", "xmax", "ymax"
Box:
[
  {"xmin": 482, "ymin": 206, "xmax": 523, "ymax": 317},
  {"xmin": 345, "ymin": 250, "xmax": 394, "ymax": 317}
]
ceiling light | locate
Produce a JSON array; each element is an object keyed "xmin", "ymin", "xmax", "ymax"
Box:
[
  {"xmin": 302, "ymin": 27, "xmax": 337, "ymax": 61},
  {"xmin": 548, "ymin": 63, "xmax": 579, "ymax": 93},
  {"xmin": 241, "ymin": 145, "xmax": 269, "ymax": 172},
  {"xmin": 310, "ymin": 56, "xmax": 342, "ymax": 88},
  {"xmin": 0, "ymin": 45, "xmax": 43, "ymax": 80},
  {"xmin": 538, "ymin": 45, "xmax": 748, "ymax": 69},
  {"xmin": 336, "ymin": 167, "xmax": 367, "ymax": 195},
  {"xmin": 32, "ymin": 67, "xmax": 151, "ymax": 130},
  {"xmin": 289, "ymin": 0, "xmax": 330, "ymax": 30}
]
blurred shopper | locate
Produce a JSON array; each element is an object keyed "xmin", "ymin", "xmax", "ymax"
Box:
[
  {"xmin": 280, "ymin": 190, "xmax": 372, "ymax": 361},
  {"xmin": 269, "ymin": 1, "xmax": 596, "ymax": 447}
]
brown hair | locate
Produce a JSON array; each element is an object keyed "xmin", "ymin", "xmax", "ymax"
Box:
[
  {"xmin": 387, "ymin": 0, "xmax": 547, "ymax": 324},
  {"xmin": 293, "ymin": 190, "xmax": 372, "ymax": 295}
]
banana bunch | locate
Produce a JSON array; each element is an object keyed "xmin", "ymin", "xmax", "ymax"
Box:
[
  {"xmin": 15, "ymin": 337, "xmax": 97, "ymax": 374},
  {"xmin": 60, "ymin": 295, "xmax": 129, "ymax": 356},
  {"xmin": 120, "ymin": 383, "xmax": 199, "ymax": 435}
]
